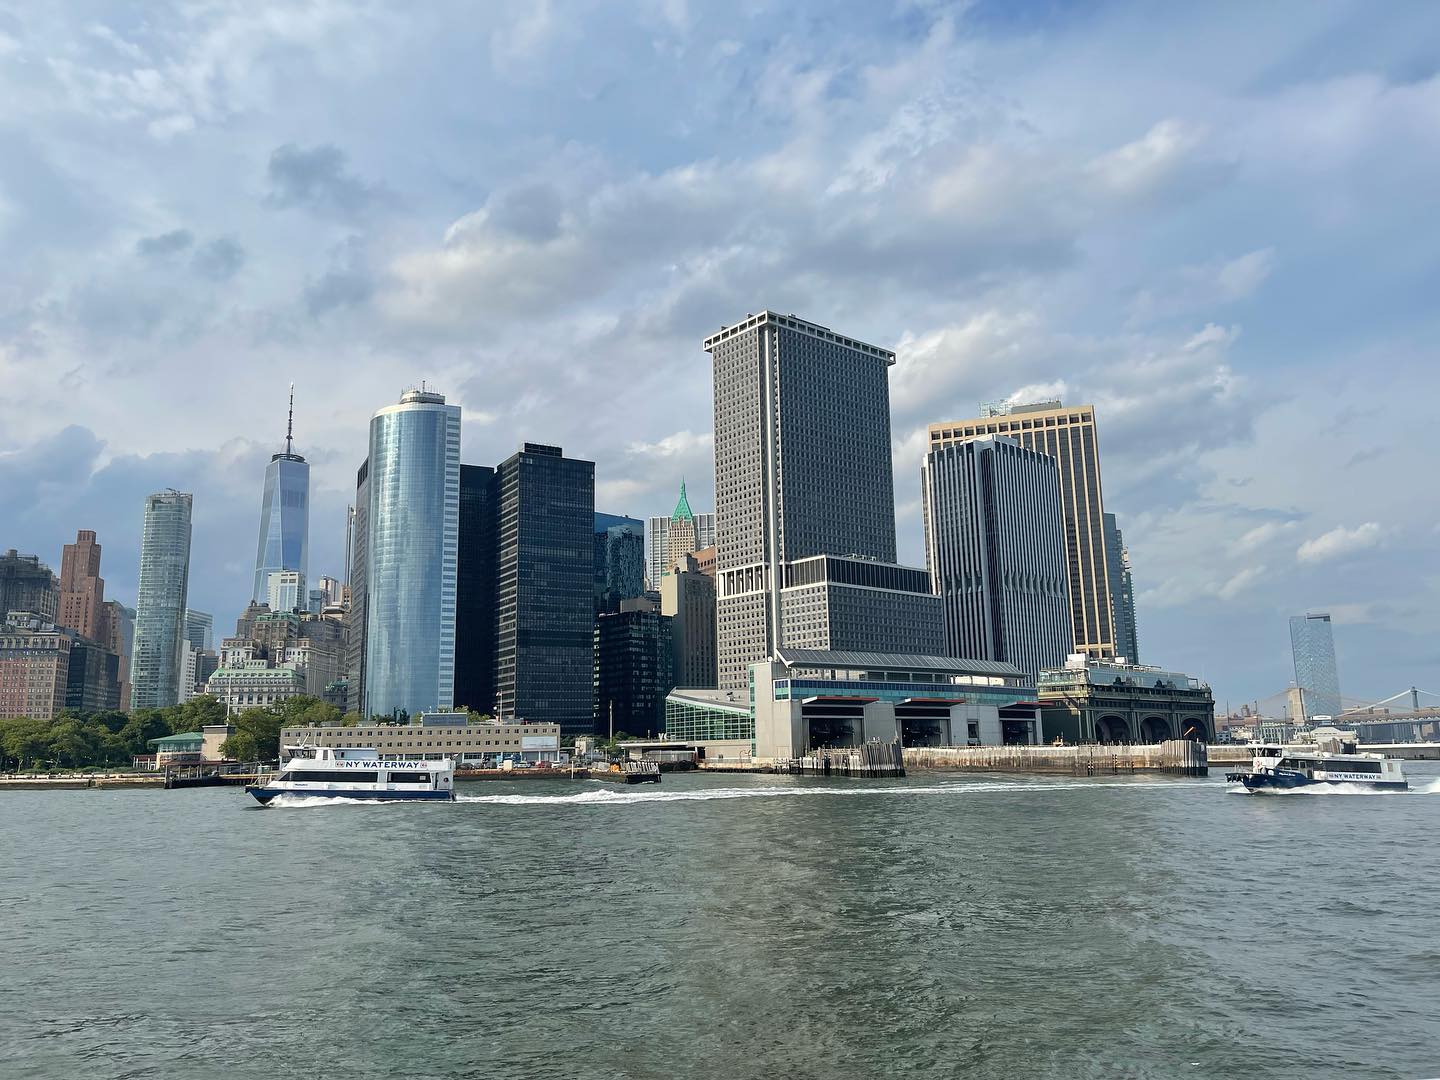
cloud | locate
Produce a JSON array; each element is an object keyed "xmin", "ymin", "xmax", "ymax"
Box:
[
  {"xmin": 135, "ymin": 228, "xmax": 194, "ymax": 258},
  {"xmin": 1296, "ymin": 522, "xmax": 1383, "ymax": 563},
  {"xmin": 191, "ymin": 236, "xmax": 246, "ymax": 281},
  {"xmin": 1085, "ymin": 119, "xmax": 1221, "ymax": 201},
  {"xmin": 265, "ymin": 143, "xmax": 384, "ymax": 218}
]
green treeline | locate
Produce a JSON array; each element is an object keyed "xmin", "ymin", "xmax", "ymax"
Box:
[{"xmin": 0, "ymin": 695, "xmax": 343, "ymax": 771}]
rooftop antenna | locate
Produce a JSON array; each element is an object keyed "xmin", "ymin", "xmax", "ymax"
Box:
[{"xmin": 285, "ymin": 383, "xmax": 295, "ymax": 457}]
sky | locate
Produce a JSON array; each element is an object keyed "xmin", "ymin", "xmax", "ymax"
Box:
[{"xmin": 1, "ymin": 0, "xmax": 1437, "ymax": 711}]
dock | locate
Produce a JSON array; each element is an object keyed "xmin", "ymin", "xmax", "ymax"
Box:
[
  {"xmin": 782, "ymin": 741, "xmax": 906, "ymax": 778},
  {"xmin": 905, "ymin": 739, "xmax": 1208, "ymax": 776}
]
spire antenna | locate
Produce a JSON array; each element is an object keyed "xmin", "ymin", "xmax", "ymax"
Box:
[{"xmin": 286, "ymin": 383, "xmax": 295, "ymax": 457}]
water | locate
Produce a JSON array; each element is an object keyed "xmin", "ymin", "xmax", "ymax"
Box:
[{"xmin": 3, "ymin": 766, "xmax": 1439, "ymax": 1079}]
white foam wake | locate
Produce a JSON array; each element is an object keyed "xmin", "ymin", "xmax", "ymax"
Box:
[{"xmin": 453, "ymin": 778, "xmax": 1213, "ymax": 807}]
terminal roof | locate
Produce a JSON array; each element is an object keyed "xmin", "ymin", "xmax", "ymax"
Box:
[{"xmin": 776, "ymin": 650, "xmax": 1026, "ymax": 679}]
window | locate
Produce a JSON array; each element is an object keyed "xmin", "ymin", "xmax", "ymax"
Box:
[
  {"xmin": 386, "ymin": 771, "xmax": 432, "ymax": 784},
  {"xmin": 288, "ymin": 770, "xmax": 378, "ymax": 783}
]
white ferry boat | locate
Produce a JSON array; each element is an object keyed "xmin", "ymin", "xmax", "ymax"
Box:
[
  {"xmin": 1226, "ymin": 744, "xmax": 1408, "ymax": 792},
  {"xmin": 247, "ymin": 745, "xmax": 455, "ymax": 805}
]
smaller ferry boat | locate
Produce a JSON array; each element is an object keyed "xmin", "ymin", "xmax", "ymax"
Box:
[
  {"xmin": 247, "ymin": 745, "xmax": 455, "ymax": 805},
  {"xmin": 1226, "ymin": 744, "xmax": 1408, "ymax": 792}
]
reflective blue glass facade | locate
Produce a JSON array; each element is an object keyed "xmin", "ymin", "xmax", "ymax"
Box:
[
  {"xmin": 363, "ymin": 392, "xmax": 461, "ymax": 719},
  {"xmin": 131, "ymin": 491, "xmax": 192, "ymax": 710},
  {"xmin": 1289, "ymin": 613, "xmax": 1342, "ymax": 719},
  {"xmin": 251, "ymin": 454, "xmax": 310, "ymax": 604}
]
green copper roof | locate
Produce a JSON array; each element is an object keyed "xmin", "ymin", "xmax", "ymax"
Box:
[
  {"xmin": 671, "ymin": 479, "xmax": 695, "ymax": 522},
  {"xmin": 147, "ymin": 732, "xmax": 205, "ymax": 747}
]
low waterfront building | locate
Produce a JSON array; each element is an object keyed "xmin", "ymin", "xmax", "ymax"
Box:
[
  {"xmin": 1037, "ymin": 655, "xmax": 1214, "ymax": 744},
  {"xmin": 277, "ymin": 719, "xmax": 563, "ymax": 764},
  {"xmin": 205, "ymin": 660, "xmax": 307, "ymax": 715},
  {"xmin": 664, "ymin": 687, "xmax": 753, "ymax": 745},
  {"xmin": 753, "ymin": 650, "xmax": 1040, "ymax": 762},
  {"xmin": 145, "ymin": 724, "xmax": 235, "ymax": 768}
]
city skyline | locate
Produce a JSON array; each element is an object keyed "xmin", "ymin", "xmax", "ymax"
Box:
[{"xmin": 1, "ymin": 4, "xmax": 1436, "ymax": 708}]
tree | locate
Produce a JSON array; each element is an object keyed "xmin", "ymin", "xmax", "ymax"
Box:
[
  {"xmin": 0, "ymin": 717, "xmax": 51, "ymax": 770},
  {"xmin": 340, "ymin": 711, "xmax": 363, "ymax": 727},
  {"xmin": 170, "ymin": 695, "xmax": 226, "ymax": 732},
  {"xmin": 278, "ymin": 695, "xmax": 342, "ymax": 728},
  {"xmin": 221, "ymin": 707, "xmax": 286, "ymax": 763}
]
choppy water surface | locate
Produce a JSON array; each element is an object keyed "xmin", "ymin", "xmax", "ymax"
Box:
[{"xmin": 2, "ymin": 766, "xmax": 1438, "ymax": 1079}]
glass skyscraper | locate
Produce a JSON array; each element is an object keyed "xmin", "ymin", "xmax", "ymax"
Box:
[
  {"xmin": 251, "ymin": 387, "xmax": 310, "ymax": 604},
  {"xmin": 1103, "ymin": 513, "xmax": 1140, "ymax": 663},
  {"xmin": 131, "ymin": 490, "xmax": 192, "ymax": 710},
  {"xmin": 594, "ymin": 512, "xmax": 645, "ymax": 615},
  {"xmin": 363, "ymin": 389, "xmax": 461, "ymax": 719},
  {"xmin": 1290, "ymin": 613, "xmax": 1342, "ymax": 719}
]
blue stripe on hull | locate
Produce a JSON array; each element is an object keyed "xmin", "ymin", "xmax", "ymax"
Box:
[{"xmin": 247, "ymin": 786, "xmax": 454, "ymax": 805}]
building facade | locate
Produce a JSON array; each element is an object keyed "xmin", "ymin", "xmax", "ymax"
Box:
[
  {"xmin": 363, "ymin": 389, "xmax": 461, "ymax": 720},
  {"xmin": 777, "ymin": 556, "xmax": 945, "ymax": 657},
  {"xmin": 1037, "ymin": 656, "xmax": 1214, "ymax": 743},
  {"xmin": 752, "ymin": 650, "xmax": 1041, "ymax": 761},
  {"xmin": 0, "ymin": 550, "xmax": 58, "ymax": 623},
  {"xmin": 184, "ymin": 609, "xmax": 213, "ymax": 653},
  {"xmin": 648, "ymin": 511, "xmax": 715, "ymax": 589},
  {"xmin": 494, "ymin": 444, "xmax": 595, "ymax": 735},
  {"xmin": 1103, "ymin": 513, "xmax": 1140, "ymax": 663},
  {"xmin": 266, "ymin": 570, "xmax": 305, "ymax": 613},
  {"xmin": 131, "ymin": 490, "xmax": 193, "ymax": 710},
  {"xmin": 929, "ymin": 401, "xmax": 1116, "ymax": 659},
  {"xmin": 594, "ymin": 512, "xmax": 645, "ymax": 615},
  {"xmin": 921, "ymin": 437, "xmax": 1073, "ymax": 678},
  {"xmin": 707, "ymin": 310, "xmax": 938, "ymax": 690},
  {"xmin": 277, "ymin": 718, "xmax": 563, "ymax": 764},
  {"xmin": 251, "ymin": 387, "xmax": 310, "ymax": 604},
  {"xmin": 455, "ymin": 464, "xmax": 499, "ymax": 715},
  {"xmin": 594, "ymin": 608, "xmax": 674, "ymax": 738},
  {"xmin": 660, "ymin": 550, "xmax": 717, "ymax": 689},
  {"xmin": 0, "ymin": 614, "xmax": 70, "ymax": 720},
  {"xmin": 58, "ymin": 531, "xmax": 107, "ymax": 641},
  {"xmin": 205, "ymin": 660, "xmax": 307, "ymax": 715},
  {"xmin": 1290, "ymin": 613, "xmax": 1342, "ymax": 719},
  {"xmin": 345, "ymin": 459, "xmax": 369, "ymax": 716}
]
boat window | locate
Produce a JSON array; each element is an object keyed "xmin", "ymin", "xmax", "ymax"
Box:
[
  {"xmin": 1321, "ymin": 760, "xmax": 1382, "ymax": 775},
  {"xmin": 386, "ymin": 771, "xmax": 432, "ymax": 784},
  {"xmin": 287, "ymin": 770, "xmax": 378, "ymax": 783}
]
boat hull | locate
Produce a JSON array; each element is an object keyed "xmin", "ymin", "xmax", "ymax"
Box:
[
  {"xmin": 1229, "ymin": 771, "xmax": 1408, "ymax": 793},
  {"xmin": 247, "ymin": 786, "xmax": 455, "ymax": 805}
]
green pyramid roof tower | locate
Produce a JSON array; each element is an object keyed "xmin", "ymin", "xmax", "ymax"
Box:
[{"xmin": 671, "ymin": 478, "xmax": 695, "ymax": 522}]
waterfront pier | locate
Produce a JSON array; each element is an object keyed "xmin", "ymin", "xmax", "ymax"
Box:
[{"xmin": 905, "ymin": 739, "xmax": 1208, "ymax": 776}]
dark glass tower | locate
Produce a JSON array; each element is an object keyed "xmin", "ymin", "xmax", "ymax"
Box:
[
  {"xmin": 455, "ymin": 465, "xmax": 498, "ymax": 714},
  {"xmin": 494, "ymin": 444, "xmax": 595, "ymax": 734},
  {"xmin": 593, "ymin": 512, "xmax": 645, "ymax": 616},
  {"xmin": 594, "ymin": 609, "xmax": 674, "ymax": 738}
]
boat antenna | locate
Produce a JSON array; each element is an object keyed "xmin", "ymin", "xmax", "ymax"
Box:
[{"xmin": 285, "ymin": 383, "xmax": 295, "ymax": 457}]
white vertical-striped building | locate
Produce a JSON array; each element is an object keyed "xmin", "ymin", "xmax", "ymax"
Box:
[{"xmin": 922, "ymin": 437, "xmax": 1072, "ymax": 679}]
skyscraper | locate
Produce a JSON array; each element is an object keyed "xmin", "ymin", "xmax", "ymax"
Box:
[
  {"xmin": 647, "ymin": 508, "xmax": 715, "ymax": 588},
  {"xmin": 660, "ymin": 550, "xmax": 717, "ymax": 688},
  {"xmin": 594, "ymin": 608, "xmax": 674, "ymax": 738},
  {"xmin": 494, "ymin": 443, "xmax": 595, "ymax": 734},
  {"xmin": 663, "ymin": 480, "xmax": 698, "ymax": 572},
  {"xmin": 594, "ymin": 512, "xmax": 645, "ymax": 615},
  {"xmin": 58, "ymin": 530, "xmax": 108, "ymax": 642},
  {"xmin": 131, "ymin": 490, "xmax": 193, "ymax": 710},
  {"xmin": 706, "ymin": 310, "xmax": 941, "ymax": 690},
  {"xmin": 1290, "ymin": 613, "xmax": 1342, "ymax": 719},
  {"xmin": 929, "ymin": 401, "xmax": 1116, "ymax": 659},
  {"xmin": 266, "ymin": 570, "xmax": 305, "ymax": 613},
  {"xmin": 362, "ymin": 389, "xmax": 461, "ymax": 719},
  {"xmin": 0, "ymin": 550, "xmax": 58, "ymax": 623},
  {"xmin": 251, "ymin": 385, "xmax": 310, "ymax": 604},
  {"xmin": 345, "ymin": 460, "xmax": 369, "ymax": 715},
  {"xmin": 455, "ymin": 464, "xmax": 498, "ymax": 715},
  {"xmin": 1103, "ymin": 513, "xmax": 1140, "ymax": 663},
  {"xmin": 922, "ymin": 436, "xmax": 1073, "ymax": 678},
  {"xmin": 184, "ymin": 609, "xmax": 213, "ymax": 653}
]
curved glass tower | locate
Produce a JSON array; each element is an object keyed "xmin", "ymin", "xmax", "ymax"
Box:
[
  {"xmin": 251, "ymin": 386, "xmax": 310, "ymax": 604},
  {"xmin": 363, "ymin": 389, "xmax": 461, "ymax": 719}
]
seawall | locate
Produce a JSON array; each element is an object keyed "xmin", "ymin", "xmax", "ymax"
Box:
[{"xmin": 905, "ymin": 739, "xmax": 1207, "ymax": 776}]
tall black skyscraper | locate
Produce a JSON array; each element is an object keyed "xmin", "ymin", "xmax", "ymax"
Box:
[
  {"xmin": 593, "ymin": 512, "xmax": 645, "ymax": 616},
  {"xmin": 455, "ymin": 465, "xmax": 498, "ymax": 714},
  {"xmin": 485, "ymin": 444, "xmax": 595, "ymax": 734}
]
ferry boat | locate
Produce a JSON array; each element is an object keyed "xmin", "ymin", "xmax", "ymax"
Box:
[
  {"xmin": 246, "ymin": 745, "xmax": 455, "ymax": 805},
  {"xmin": 1226, "ymin": 744, "xmax": 1408, "ymax": 792}
]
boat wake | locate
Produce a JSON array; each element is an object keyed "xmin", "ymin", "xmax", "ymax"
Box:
[
  {"xmin": 453, "ymin": 778, "xmax": 1213, "ymax": 807},
  {"xmin": 1228, "ymin": 778, "xmax": 1440, "ymax": 796}
]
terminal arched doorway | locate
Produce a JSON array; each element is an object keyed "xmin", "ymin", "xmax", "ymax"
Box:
[{"xmin": 1094, "ymin": 714, "xmax": 1130, "ymax": 744}]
